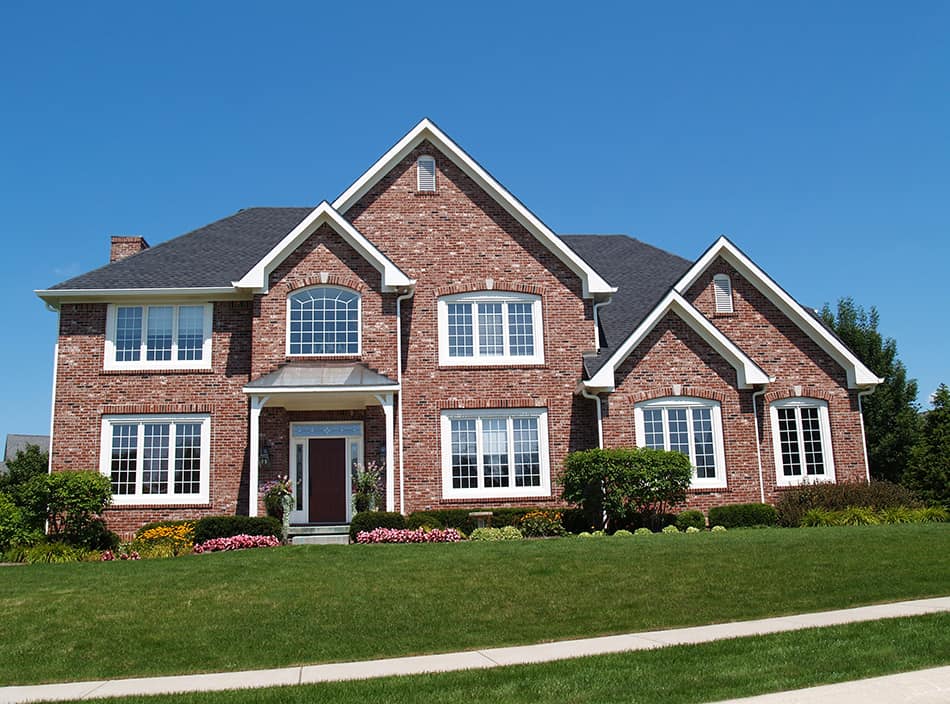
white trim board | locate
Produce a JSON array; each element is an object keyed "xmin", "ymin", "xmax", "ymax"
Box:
[
  {"xmin": 332, "ymin": 118, "xmax": 615, "ymax": 299},
  {"xmin": 673, "ymin": 236, "xmax": 882, "ymax": 389}
]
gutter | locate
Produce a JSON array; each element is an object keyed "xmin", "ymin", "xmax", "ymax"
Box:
[
  {"xmin": 857, "ymin": 386, "xmax": 877, "ymax": 483},
  {"xmin": 751, "ymin": 384, "xmax": 770, "ymax": 504},
  {"xmin": 592, "ymin": 297, "xmax": 611, "ymax": 353}
]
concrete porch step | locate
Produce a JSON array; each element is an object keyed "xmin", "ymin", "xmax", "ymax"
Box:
[{"xmin": 288, "ymin": 524, "xmax": 350, "ymax": 545}]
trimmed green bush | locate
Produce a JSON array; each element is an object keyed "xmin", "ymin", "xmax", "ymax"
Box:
[
  {"xmin": 613, "ymin": 529, "xmax": 634, "ymax": 537},
  {"xmin": 711, "ymin": 525, "xmax": 727, "ymax": 532},
  {"xmin": 193, "ymin": 516, "xmax": 282, "ymax": 544},
  {"xmin": 348, "ymin": 511, "xmax": 406, "ymax": 540},
  {"xmin": 469, "ymin": 526, "xmax": 523, "ymax": 541},
  {"xmin": 405, "ymin": 513, "xmax": 443, "ymax": 530},
  {"xmin": 676, "ymin": 510, "xmax": 706, "ymax": 531},
  {"xmin": 686, "ymin": 526, "xmax": 701, "ymax": 533},
  {"xmin": 708, "ymin": 503, "xmax": 778, "ymax": 529},
  {"xmin": 406, "ymin": 508, "xmax": 537, "ymax": 534},
  {"xmin": 775, "ymin": 481, "xmax": 922, "ymax": 527},
  {"xmin": 560, "ymin": 508, "xmax": 592, "ymax": 534},
  {"xmin": 661, "ymin": 524, "xmax": 680, "ymax": 534},
  {"xmin": 634, "ymin": 527, "xmax": 653, "ymax": 536}
]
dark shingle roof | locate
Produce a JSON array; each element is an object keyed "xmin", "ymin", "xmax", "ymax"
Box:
[
  {"xmin": 561, "ymin": 235, "xmax": 692, "ymax": 376},
  {"xmin": 48, "ymin": 207, "xmax": 314, "ymax": 290}
]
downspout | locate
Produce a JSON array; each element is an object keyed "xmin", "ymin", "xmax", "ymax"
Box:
[
  {"xmin": 857, "ymin": 388, "xmax": 875, "ymax": 483},
  {"xmin": 395, "ymin": 287, "xmax": 415, "ymax": 514},
  {"xmin": 592, "ymin": 298, "xmax": 611, "ymax": 353},
  {"xmin": 579, "ymin": 386, "xmax": 604, "ymax": 448},
  {"xmin": 751, "ymin": 385, "xmax": 768, "ymax": 504},
  {"xmin": 47, "ymin": 334, "xmax": 59, "ymax": 476}
]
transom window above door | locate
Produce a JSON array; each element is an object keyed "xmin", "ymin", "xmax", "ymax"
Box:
[
  {"xmin": 287, "ymin": 286, "xmax": 361, "ymax": 356},
  {"xmin": 437, "ymin": 291, "xmax": 544, "ymax": 365}
]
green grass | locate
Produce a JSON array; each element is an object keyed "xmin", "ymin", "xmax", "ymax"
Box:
[
  {"xmin": 1, "ymin": 524, "xmax": 948, "ymax": 686},
  {"xmin": 42, "ymin": 613, "xmax": 950, "ymax": 704}
]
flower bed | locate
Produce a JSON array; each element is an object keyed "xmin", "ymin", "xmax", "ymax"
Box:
[
  {"xmin": 356, "ymin": 527, "xmax": 463, "ymax": 544},
  {"xmin": 193, "ymin": 534, "xmax": 281, "ymax": 553}
]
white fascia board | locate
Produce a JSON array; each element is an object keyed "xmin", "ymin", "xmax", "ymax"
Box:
[
  {"xmin": 673, "ymin": 237, "xmax": 883, "ymax": 388},
  {"xmin": 332, "ymin": 118, "xmax": 616, "ymax": 299},
  {"xmin": 585, "ymin": 291, "xmax": 770, "ymax": 391},
  {"xmin": 36, "ymin": 287, "xmax": 243, "ymax": 309},
  {"xmin": 241, "ymin": 384, "xmax": 400, "ymax": 395},
  {"xmin": 232, "ymin": 201, "xmax": 414, "ymax": 294}
]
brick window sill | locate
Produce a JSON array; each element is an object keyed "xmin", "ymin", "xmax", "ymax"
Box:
[
  {"xmin": 438, "ymin": 364, "xmax": 548, "ymax": 371},
  {"xmin": 102, "ymin": 368, "xmax": 215, "ymax": 376},
  {"xmin": 107, "ymin": 503, "xmax": 213, "ymax": 510}
]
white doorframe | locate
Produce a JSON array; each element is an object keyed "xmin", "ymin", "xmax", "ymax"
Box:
[{"xmin": 288, "ymin": 422, "xmax": 363, "ymax": 524}]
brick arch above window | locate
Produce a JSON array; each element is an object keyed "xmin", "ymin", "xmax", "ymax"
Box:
[
  {"xmin": 283, "ymin": 273, "xmax": 367, "ymax": 294},
  {"xmin": 764, "ymin": 387, "xmax": 835, "ymax": 404},
  {"xmin": 434, "ymin": 281, "xmax": 547, "ymax": 298},
  {"xmin": 625, "ymin": 387, "xmax": 728, "ymax": 405}
]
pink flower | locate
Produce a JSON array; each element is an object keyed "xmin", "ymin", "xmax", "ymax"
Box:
[
  {"xmin": 193, "ymin": 534, "xmax": 280, "ymax": 553},
  {"xmin": 355, "ymin": 528, "xmax": 463, "ymax": 544}
]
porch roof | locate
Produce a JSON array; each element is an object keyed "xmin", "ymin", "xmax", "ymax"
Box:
[{"xmin": 243, "ymin": 361, "xmax": 398, "ymax": 394}]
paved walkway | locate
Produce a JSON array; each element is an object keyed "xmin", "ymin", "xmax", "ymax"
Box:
[{"xmin": 2, "ymin": 596, "xmax": 948, "ymax": 703}]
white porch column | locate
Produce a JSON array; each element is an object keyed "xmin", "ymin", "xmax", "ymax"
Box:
[
  {"xmin": 249, "ymin": 395, "xmax": 269, "ymax": 517},
  {"xmin": 376, "ymin": 393, "xmax": 395, "ymax": 512}
]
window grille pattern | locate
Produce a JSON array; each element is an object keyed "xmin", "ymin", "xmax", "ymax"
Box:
[{"xmin": 288, "ymin": 287, "xmax": 359, "ymax": 355}]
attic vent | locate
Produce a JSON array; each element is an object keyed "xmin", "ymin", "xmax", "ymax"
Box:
[
  {"xmin": 713, "ymin": 274, "xmax": 734, "ymax": 313},
  {"xmin": 417, "ymin": 156, "xmax": 436, "ymax": 192}
]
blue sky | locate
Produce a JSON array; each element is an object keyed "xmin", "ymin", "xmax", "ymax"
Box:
[{"xmin": 2, "ymin": 1, "xmax": 948, "ymax": 441}]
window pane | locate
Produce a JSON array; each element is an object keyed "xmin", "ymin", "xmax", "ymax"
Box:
[
  {"xmin": 174, "ymin": 422, "xmax": 202, "ymax": 494},
  {"xmin": 110, "ymin": 424, "xmax": 138, "ymax": 494},
  {"xmin": 177, "ymin": 306, "xmax": 205, "ymax": 361},
  {"xmin": 477, "ymin": 303, "xmax": 504, "ymax": 356},
  {"xmin": 668, "ymin": 408, "xmax": 690, "ymax": 456},
  {"xmin": 692, "ymin": 408, "xmax": 716, "ymax": 478},
  {"xmin": 643, "ymin": 409, "xmax": 665, "ymax": 449},
  {"xmin": 146, "ymin": 307, "xmax": 173, "ymax": 361},
  {"xmin": 507, "ymin": 302, "xmax": 535, "ymax": 356},
  {"xmin": 513, "ymin": 417, "xmax": 541, "ymax": 487},
  {"xmin": 142, "ymin": 423, "xmax": 170, "ymax": 494},
  {"xmin": 482, "ymin": 418, "xmax": 509, "ymax": 488},
  {"xmin": 451, "ymin": 419, "xmax": 477, "ymax": 489},
  {"xmin": 778, "ymin": 408, "xmax": 802, "ymax": 476},
  {"xmin": 800, "ymin": 407, "xmax": 825, "ymax": 475},
  {"xmin": 295, "ymin": 444, "xmax": 304, "ymax": 512},
  {"xmin": 115, "ymin": 307, "xmax": 142, "ymax": 362},
  {"xmin": 447, "ymin": 303, "xmax": 473, "ymax": 357},
  {"xmin": 289, "ymin": 288, "xmax": 358, "ymax": 355}
]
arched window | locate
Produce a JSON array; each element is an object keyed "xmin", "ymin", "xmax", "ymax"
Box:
[{"xmin": 287, "ymin": 286, "xmax": 360, "ymax": 355}]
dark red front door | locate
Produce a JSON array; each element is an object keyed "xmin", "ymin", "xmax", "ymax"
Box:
[{"xmin": 308, "ymin": 438, "xmax": 347, "ymax": 523}]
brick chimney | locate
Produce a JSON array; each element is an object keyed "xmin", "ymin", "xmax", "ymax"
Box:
[{"xmin": 110, "ymin": 235, "xmax": 149, "ymax": 263}]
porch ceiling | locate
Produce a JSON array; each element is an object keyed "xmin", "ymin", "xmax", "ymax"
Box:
[{"xmin": 243, "ymin": 361, "xmax": 398, "ymax": 410}]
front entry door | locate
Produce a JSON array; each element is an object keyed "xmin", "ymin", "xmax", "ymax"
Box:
[{"xmin": 308, "ymin": 438, "xmax": 347, "ymax": 523}]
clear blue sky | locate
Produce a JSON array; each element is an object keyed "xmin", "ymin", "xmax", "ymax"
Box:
[{"xmin": 2, "ymin": 1, "xmax": 948, "ymax": 441}]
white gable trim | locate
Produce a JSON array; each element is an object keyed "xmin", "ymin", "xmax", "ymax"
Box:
[
  {"xmin": 673, "ymin": 237, "xmax": 883, "ymax": 389},
  {"xmin": 584, "ymin": 291, "xmax": 771, "ymax": 392},
  {"xmin": 332, "ymin": 118, "xmax": 615, "ymax": 299},
  {"xmin": 232, "ymin": 202, "xmax": 414, "ymax": 294}
]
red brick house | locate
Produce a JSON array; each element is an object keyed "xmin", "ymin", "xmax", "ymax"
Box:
[{"xmin": 37, "ymin": 119, "xmax": 882, "ymax": 535}]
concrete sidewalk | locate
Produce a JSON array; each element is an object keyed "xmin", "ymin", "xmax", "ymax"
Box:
[{"xmin": 1, "ymin": 596, "xmax": 948, "ymax": 703}]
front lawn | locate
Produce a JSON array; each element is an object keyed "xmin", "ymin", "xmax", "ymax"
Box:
[
  {"xmin": 1, "ymin": 524, "xmax": 948, "ymax": 685},
  {"xmin": 37, "ymin": 612, "xmax": 950, "ymax": 704}
]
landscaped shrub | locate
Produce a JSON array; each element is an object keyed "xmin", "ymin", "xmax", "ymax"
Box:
[
  {"xmin": 193, "ymin": 534, "xmax": 281, "ymax": 553},
  {"xmin": 708, "ymin": 503, "xmax": 778, "ymax": 529},
  {"xmin": 775, "ymin": 481, "xmax": 923, "ymax": 527},
  {"xmin": 711, "ymin": 525, "xmax": 727, "ymax": 532},
  {"xmin": 0, "ymin": 493, "xmax": 33, "ymax": 551},
  {"xmin": 517, "ymin": 510, "xmax": 568, "ymax": 537},
  {"xmin": 469, "ymin": 526, "xmax": 523, "ymax": 541},
  {"xmin": 560, "ymin": 508, "xmax": 592, "ymax": 534},
  {"xmin": 193, "ymin": 516, "xmax": 282, "ymax": 544},
  {"xmin": 135, "ymin": 519, "xmax": 196, "ymax": 537},
  {"xmin": 675, "ymin": 510, "xmax": 706, "ymax": 531},
  {"xmin": 406, "ymin": 508, "xmax": 538, "ymax": 534},
  {"xmin": 101, "ymin": 547, "xmax": 140, "ymax": 561},
  {"xmin": 613, "ymin": 529, "xmax": 634, "ymax": 537},
  {"xmin": 132, "ymin": 522, "xmax": 195, "ymax": 557},
  {"xmin": 21, "ymin": 471, "xmax": 112, "ymax": 545},
  {"xmin": 562, "ymin": 447, "xmax": 692, "ymax": 531},
  {"xmin": 262, "ymin": 476, "xmax": 293, "ymax": 521},
  {"xmin": 355, "ymin": 528, "xmax": 463, "ymax": 544},
  {"xmin": 405, "ymin": 513, "xmax": 444, "ymax": 530},
  {"xmin": 685, "ymin": 526, "xmax": 701, "ymax": 534},
  {"xmin": 25, "ymin": 542, "xmax": 82, "ymax": 564},
  {"xmin": 661, "ymin": 524, "xmax": 680, "ymax": 534},
  {"xmin": 351, "ymin": 461, "xmax": 383, "ymax": 513},
  {"xmin": 801, "ymin": 506, "xmax": 949, "ymax": 527},
  {"xmin": 348, "ymin": 511, "xmax": 406, "ymax": 540},
  {"xmin": 634, "ymin": 527, "xmax": 653, "ymax": 536},
  {"xmin": 64, "ymin": 518, "xmax": 121, "ymax": 551}
]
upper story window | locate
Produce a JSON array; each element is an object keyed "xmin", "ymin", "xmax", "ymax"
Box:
[
  {"xmin": 417, "ymin": 155, "xmax": 436, "ymax": 192},
  {"xmin": 99, "ymin": 414, "xmax": 211, "ymax": 505},
  {"xmin": 713, "ymin": 274, "xmax": 734, "ymax": 313},
  {"xmin": 287, "ymin": 286, "xmax": 361, "ymax": 356},
  {"xmin": 633, "ymin": 397, "xmax": 727, "ymax": 489},
  {"xmin": 105, "ymin": 303, "xmax": 212, "ymax": 371},
  {"xmin": 769, "ymin": 398, "xmax": 835, "ymax": 486},
  {"xmin": 437, "ymin": 291, "xmax": 544, "ymax": 366}
]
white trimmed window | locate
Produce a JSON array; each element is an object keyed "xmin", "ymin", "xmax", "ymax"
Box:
[
  {"xmin": 440, "ymin": 408, "xmax": 551, "ymax": 499},
  {"xmin": 417, "ymin": 155, "xmax": 436, "ymax": 192},
  {"xmin": 438, "ymin": 292, "xmax": 544, "ymax": 366},
  {"xmin": 713, "ymin": 274, "xmax": 734, "ymax": 313},
  {"xmin": 769, "ymin": 398, "xmax": 835, "ymax": 485},
  {"xmin": 105, "ymin": 303, "xmax": 212, "ymax": 370},
  {"xmin": 634, "ymin": 397, "xmax": 727, "ymax": 489},
  {"xmin": 99, "ymin": 415, "xmax": 211, "ymax": 505},
  {"xmin": 287, "ymin": 286, "xmax": 361, "ymax": 356}
]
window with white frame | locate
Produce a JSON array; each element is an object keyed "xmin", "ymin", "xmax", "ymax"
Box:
[
  {"xmin": 99, "ymin": 415, "xmax": 211, "ymax": 504},
  {"xmin": 634, "ymin": 397, "xmax": 727, "ymax": 489},
  {"xmin": 438, "ymin": 292, "xmax": 544, "ymax": 365},
  {"xmin": 440, "ymin": 408, "xmax": 550, "ymax": 499},
  {"xmin": 769, "ymin": 398, "xmax": 835, "ymax": 485},
  {"xmin": 287, "ymin": 286, "xmax": 361, "ymax": 356},
  {"xmin": 417, "ymin": 155, "xmax": 436, "ymax": 192},
  {"xmin": 105, "ymin": 303, "xmax": 212, "ymax": 370}
]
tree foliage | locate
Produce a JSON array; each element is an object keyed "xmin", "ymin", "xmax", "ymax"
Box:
[
  {"xmin": 819, "ymin": 298, "xmax": 920, "ymax": 482},
  {"xmin": 904, "ymin": 384, "xmax": 950, "ymax": 507}
]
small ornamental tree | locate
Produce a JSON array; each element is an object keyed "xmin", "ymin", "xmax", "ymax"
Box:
[
  {"xmin": 562, "ymin": 447, "xmax": 692, "ymax": 531},
  {"xmin": 24, "ymin": 471, "xmax": 113, "ymax": 540}
]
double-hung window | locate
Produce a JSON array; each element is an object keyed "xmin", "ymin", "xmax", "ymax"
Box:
[
  {"xmin": 438, "ymin": 292, "xmax": 543, "ymax": 365},
  {"xmin": 287, "ymin": 286, "xmax": 361, "ymax": 356},
  {"xmin": 634, "ymin": 398, "xmax": 727, "ymax": 489},
  {"xmin": 440, "ymin": 408, "xmax": 550, "ymax": 498},
  {"xmin": 769, "ymin": 398, "xmax": 835, "ymax": 485},
  {"xmin": 99, "ymin": 415, "xmax": 211, "ymax": 504},
  {"xmin": 105, "ymin": 303, "xmax": 212, "ymax": 370}
]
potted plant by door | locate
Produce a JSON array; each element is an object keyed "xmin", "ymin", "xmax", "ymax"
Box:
[
  {"xmin": 262, "ymin": 476, "xmax": 294, "ymax": 543},
  {"xmin": 352, "ymin": 461, "xmax": 383, "ymax": 513}
]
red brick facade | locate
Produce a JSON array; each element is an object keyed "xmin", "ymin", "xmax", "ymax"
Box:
[{"xmin": 47, "ymin": 132, "xmax": 871, "ymax": 534}]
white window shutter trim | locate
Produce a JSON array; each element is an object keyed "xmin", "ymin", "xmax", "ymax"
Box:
[
  {"xmin": 713, "ymin": 274, "xmax": 733, "ymax": 313},
  {"xmin": 417, "ymin": 156, "xmax": 436, "ymax": 191}
]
